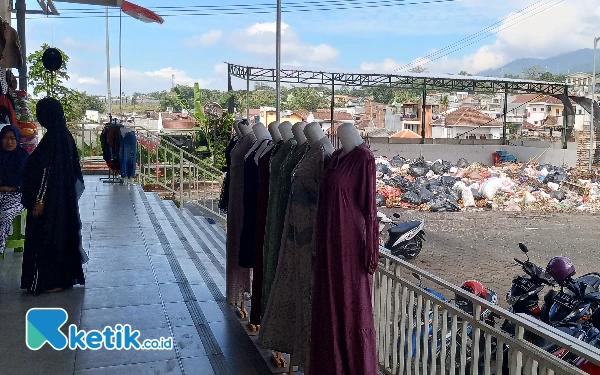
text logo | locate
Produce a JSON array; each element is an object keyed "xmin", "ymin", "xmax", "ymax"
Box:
[{"xmin": 26, "ymin": 308, "xmax": 173, "ymax": 351}]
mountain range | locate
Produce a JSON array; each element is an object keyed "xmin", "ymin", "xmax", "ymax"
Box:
[{"xmin": 476, "ymin": 49, "xmax": 595, "ymax": 77}]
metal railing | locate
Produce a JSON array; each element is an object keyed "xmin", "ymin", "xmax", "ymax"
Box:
[
  {"xmin": 38, "ymin": 123, "xmax": 225, "ymax": 219},
  {"xmin": 374, "ymin": 251, "xmax": 600, "ymax": 375}
]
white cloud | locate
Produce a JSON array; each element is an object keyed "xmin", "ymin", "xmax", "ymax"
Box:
[
  {"xmin": 65, "ymin": 67, "xmax": 223, "ymax": 94},
  {"xmin": 213, "ymin": 63, "xmax": 227, "ymax": 74},
  {"xmin": 184, "ymin": 29, "xmax": 223, "ymax": 48},
  {"xmin": 360, "ymin": 0, "xmax": 600, "ymax": 74},
  {"xmin": 228, "ymin": 21, "xmax": 339, "ymax": 65}
]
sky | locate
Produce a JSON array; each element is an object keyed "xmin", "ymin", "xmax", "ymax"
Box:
[{"xmin": 17, "ymin": 0, "xmax": 600, "ymax": 95}]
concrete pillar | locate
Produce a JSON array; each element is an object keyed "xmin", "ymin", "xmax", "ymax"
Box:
[{"xmin": 16, "ymin": 0, "xmax": 26, "ymax": 90}]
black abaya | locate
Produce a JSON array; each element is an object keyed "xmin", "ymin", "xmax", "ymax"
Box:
[{"xmin": 21, "ymin": 98, "xmax": 85, "ymax": 294}]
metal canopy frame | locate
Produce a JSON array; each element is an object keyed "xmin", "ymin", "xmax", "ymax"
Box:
[
  {"xmin": 227, "ymin": 62, "xmax": 568, "ymax": 95},
  {"xmin": 226, "ymin": 62, "xmax": 570, "ymax": 148}
]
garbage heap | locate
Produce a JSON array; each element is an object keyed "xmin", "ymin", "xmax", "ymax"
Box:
[{"xmin": 375, "ymin": 156, "xmax": 600, "ymax": 212}]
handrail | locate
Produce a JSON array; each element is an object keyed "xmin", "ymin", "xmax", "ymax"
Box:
[{"xmin": 375, "ymin": 251, "xmax": 600, "ymax": 375}]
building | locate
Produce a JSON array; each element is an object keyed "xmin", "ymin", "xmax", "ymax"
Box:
[
  {"xmin": 432, "ymin": 107, "xmax": 503, "ymax": 139},
  {"xmin": 85, "ymin": 110, "xmax": 99, "ymax": 123},
  {"xmin": 259, "ymin": 107, "xmax": 309, "ymax": 126},
  {"xmin": 566, "ymin": 72, "xmax": 594, "ymax": 97},
  {"xmin": 311, "ymin": 110, "xmax": 354, "ymax": 133},
  {"xmin": 383, "ymin": 103, "xmax": 435, "ymax": 138}
]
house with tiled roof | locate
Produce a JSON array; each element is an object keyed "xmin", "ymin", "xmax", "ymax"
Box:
[{"xmin": 432, "ymin": 107, "xmax": 503, "ymax": 139}]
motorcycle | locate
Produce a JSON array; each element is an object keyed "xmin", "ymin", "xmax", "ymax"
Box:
[
  {"xmin": 545, "ymin": 272, "xmax": 600, "ymax": 328},
  {"xmin": 378, "ymin": 211, "xmax": 425, "ymax": 259},
  {"xmin": 501, "ymin": 243, "xmax": 556, "ymax": 342}
]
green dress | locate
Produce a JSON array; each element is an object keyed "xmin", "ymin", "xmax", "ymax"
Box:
[{"xmin": 260, "ymin": 139, "xmax": 309, "ymax": 315}]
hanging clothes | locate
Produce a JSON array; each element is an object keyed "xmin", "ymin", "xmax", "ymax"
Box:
[
  {"xmin": 218, "ymin": 136, "xmax": 238, "ymax": 214},
  {"xmin": 310, "ymin": 143, "xmax": 379, "ymax": 375},
  {"xmin": 119, "ymin": 130, "xmax": 137, "ymax": 178},
  {"xmin": 259, "ymin": 140, "xmax": 309, "ymax": 320},
  {"xmin": 238, "ymin": 139, "xmax": 271, "ymax": 268},
  {"xmin": 249, "ymin": 140, "xmax": 282, "ymax": 326},
  {"xmin": 259, "ymin": 138, "xmax": 296, "ymax": 314},
  {"xmin": 0, "ymin": 21, "xmax": 22, "ymax": 69},
  {"xmin": 0, "ymin": 70, "xmax": 18, "ymax": 126},
  {"xmin": 101, "ymin": 125, "xmax": 121, "ymax": 172},
  {"xmin": 258, "ymin": 139, "xmax": 330, "ymax": 372},
  {"xmin": 225, "ymin": 132, "xmax": 256, "ymax": 304}
]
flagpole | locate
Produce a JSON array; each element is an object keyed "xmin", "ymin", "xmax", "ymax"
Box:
[{"xmin": 106, "ymin": 6, "xmax": 112, "ymax": 115}]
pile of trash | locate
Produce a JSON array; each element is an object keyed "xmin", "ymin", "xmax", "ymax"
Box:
[{"xmin": 375, "ymin": 155, "xmax": 600, "ymax": 213}]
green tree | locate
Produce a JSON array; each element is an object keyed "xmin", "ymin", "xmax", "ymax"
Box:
[
  {"xmin": 458, "ymin": 71, "xmax": 471, "ymax": 76},
  {"xmin": 503, "ymin": 73, "xmax": 521, "ymax": 79},
  {"xmin": 80, "ymin": 92, "xmax": 106, "ymax": 113},
  {"xmin": 522, "ymin": 66, "xmax": 543, "ymax": 80},
  {"xmin": 392, "ymin": 89, "xmax": 420, "ymax": 104},
  {"xmin": 368, "ymin": 85, "xmax": 394, "ymax": 104},
  {"xmin": 441, "ymin": 95, "xmax": 450, "ymax": 108},
  {"xmin": 409, "ymin": 65, "xmax": 428, "ymax": 73},
  {"xmin": 283, "ymin": 87, "xmax": 328, "ymax": 111},
  {"xmin": 27, "ymin": 43, "xmax": 86, "ymax": 123}
]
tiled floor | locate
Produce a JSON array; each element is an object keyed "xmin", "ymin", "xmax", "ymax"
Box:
[{"xmin": 0, "ymin": 177, "xmax": 279, "ymax": 375}]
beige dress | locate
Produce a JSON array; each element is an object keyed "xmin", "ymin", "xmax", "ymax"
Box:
[
  {"xmin": 225, "ymin": 132, "xmax": 255, "ymax": 304},
  {"xmin": 0, "ymin": 22, "xmax": 22, "ymax": 69}
]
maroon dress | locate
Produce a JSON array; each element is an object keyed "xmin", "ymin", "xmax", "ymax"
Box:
[
  {"xmin": 310, "ymin": 143, "xmax": 379, "ymax": 375},
  {"xmin": 249, "ymin": 142, "xmax": 280, "ymax": 325}
]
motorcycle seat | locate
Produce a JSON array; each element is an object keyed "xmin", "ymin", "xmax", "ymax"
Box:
[
  {"xmin": 576, "ymin": 275, "xmax": 600, "ymax": 290},
  {"xmin": 389, "ymin": 220, "xmax": 422, "ymax": 235}
]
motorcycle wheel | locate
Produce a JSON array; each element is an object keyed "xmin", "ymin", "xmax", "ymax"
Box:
[{"xmin": 403, "ymin": 236, "xmax": 423, "ymax": 260}]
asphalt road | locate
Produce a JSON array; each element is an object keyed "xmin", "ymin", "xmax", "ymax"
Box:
[{"xmin": 379, "ymin": 208, "xmax": 600, "ymax": 307}]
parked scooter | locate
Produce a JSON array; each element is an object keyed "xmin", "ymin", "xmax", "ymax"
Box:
[
  {"xmin": 501, "ymin": 243, "xmax": 556, "ymax": 342},
  {"xmin": 543, "ymin": 256, "xmax": 600, "ymax": 328},
  {"xmin": 378, "ymin": 212, "xmax": 425, "ymax": 259}
]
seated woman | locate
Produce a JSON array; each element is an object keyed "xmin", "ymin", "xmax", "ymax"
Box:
[
  {"xmin": 21, "ymin": 98, "xmax": 85, "ymax": 294},
  {"xmin": 0, "ymin": 124, "xmax": 29, "ymax": 255}
]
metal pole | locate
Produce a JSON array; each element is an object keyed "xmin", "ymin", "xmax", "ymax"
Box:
[
  {"xmin": 420, "ymin": 84, "xmax": 426, "ymax": 144},
  {"xmin": 16, "ymin": 0, "xmax": 26, "ymax": 90},
  {"xmin": 563, "ymin": 85, "xmax": 568, "ymax": 150},
  {"xmin": 246, "ymin": 68, "xmax": 250, "ymax": 120},
  {"xmin": 590, "ymin": 37, "xmax": 598, "ymax": 171},
  {"xmin": 275, "ymin": 0, "xmax": 281, "ymax": 122},
  {"xmin": 179, "ymin": 149, "xmax": 184, "ymax": 209},
  {"xmin": 330, "ymin": 81, "xmax": 335, "ymax": 133},
  {"xmin": 106, "ymin": 6, "xmax": 112, "ymax": 115},
  {"xmin": 503, "ymin": 84, "xmax": 508, "ymax": 145},
  {"xmin": 119, "ymin": 10, "xmax": 122, "ymax": 113}
]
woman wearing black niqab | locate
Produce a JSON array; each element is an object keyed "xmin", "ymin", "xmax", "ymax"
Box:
[{"xmin": 21, "ymin": 97, "xmax": 85, "ymax": 294}]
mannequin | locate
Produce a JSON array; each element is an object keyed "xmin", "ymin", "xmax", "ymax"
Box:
[
  {"xmin": 292, "ymin": 122, "xmax": 307, "ymax": 145},
  {"xmin": 245, "ymin": 123, "xmax": 272, "ymax": 160},
  {"xmin": 279, "ymin": 121, "xmax": 294, "ymax": 142},
  {"xmin": 119, "ymin": 124, "xmax": 134, "ymax": 137},
  {"xmin": 337, "ymin": 122, "xmax": 363, "ymax": 155},
  {"xmin": 239, "ymin": 121, "xmax": 252, "ymax": 137},
  {"xmin": 305, "ymin": 122, "xmax": 334, "ymax": 156},
  {"xmin": 233, "ymin": 120, "xmax": 243, "ymax": 137},
  {"xmin": 268, "ymin": 121, "xmax": 283, "ymax": 143}
]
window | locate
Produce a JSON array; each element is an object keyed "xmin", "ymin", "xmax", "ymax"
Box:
[
  {"xmin": 541, "ymin": 107, "xmax": 545, "ymax": 111},
  {"xmin": 533, "ymin": 108, "xmax": 537, "ymax": 111},
  {"xmin": 556, "ymin": 109, "xmax": 560, "ymax": 115},
  {"xmin": 579, "ymin": 110, "xmax": 583, "ymax": 115},
  {"xmin": 534, "ymin": 121, "xmax": 538, "ymax": 124}
]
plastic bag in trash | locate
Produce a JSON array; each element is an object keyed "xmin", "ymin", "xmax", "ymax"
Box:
[
  {"xmin": 550, "ymin": 190, "xmax": 566, "ymax": 201},
  {"xmin": 376, "ymin": 193, "xmax": 387, "ymax": 207},
  {"xmin": 429, "ymin": 195, "xmax": 460, "ymax": 212},
  {"xmin": 456, "ymin": 158, "xmax": 469, "ymax": 169},
  {"xmin": 544, "ymin": 170, "xmax": 568, "ymax": 184},
  {"xmin": 402, "ymin": 191, "xmax": 421, "ymax": 205},
  {"xmin": 431, "ymin": 161, "xmax": 448, "ymax": 175},
  {"xmin": 414, "ymin": 177, "xmax": 429, "ymax": 189},
  {"xmin": 480, "ymin": 177, "xmax": 503, "ymax": 200},
  {"xmin": 429, "ymin": 184, "xmax": 448, "ymax": 195},
  {"xmin": 409, "ymin": 165, "xmax": 429, "ymax": 178},
  {"xmin": 376, "ymin": 163, "xmax": 390, "ymax": 175},
  {"xmin": 441, "ymin": 176, "xmax": 458, "ymax": 187},
  {"xmin": 472, "ymin": 188, "xmax": 484, "ymax": 201},
  {"xmin": 418, "ymin": 188, "xmax": 434, "ymax": 204},
  {"xmin": 390, "ymin": 155, "xmax": 406, "ymax": 167},
  {"xmin": 461, "ymin": 187, "xmax": 476, "ymax": 207}
]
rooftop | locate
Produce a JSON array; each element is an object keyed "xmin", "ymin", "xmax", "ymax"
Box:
[{"xmin": 433, "ymin": 107, "xmax": 503, "ymax": 127}]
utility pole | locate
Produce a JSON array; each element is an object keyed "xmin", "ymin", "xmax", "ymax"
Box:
[
  {"xmin": 590, "ymin": 36, "xmax": 599, "ymax": 171},
  {"xmin": 275, "ymin": 0, "xmax": 281, "ymax": 122},
  {"xmin": 16, "ymin": 0, "xmax": 26, "ymax": 90},
  {"xmin": 172, "ymin": 74, "xmax": 175, "ymax": 90},
  {"xmin": 106, "ymin": 6, "xmax": 112, "ymax": 114}
]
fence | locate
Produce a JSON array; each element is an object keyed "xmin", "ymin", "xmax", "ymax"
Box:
[
  {"xmin": 39, "ymin": 124, "xmax": 226, "ymax": 219},
  {"xmin": 374, "ymin": 251, "xmax": 600, "ymax": 375}
]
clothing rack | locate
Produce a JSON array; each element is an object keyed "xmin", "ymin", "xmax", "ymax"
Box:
[{"xmin": 100, "ymin": 116, "xmax": 124, "ymax": 184}]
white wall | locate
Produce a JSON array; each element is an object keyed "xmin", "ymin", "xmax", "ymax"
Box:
[{"xmin": 527, "ymin": 103, "xmax": 546, "ymax": 125}]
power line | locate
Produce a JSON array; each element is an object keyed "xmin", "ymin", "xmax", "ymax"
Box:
[
  {"xmin": 397, "ymin": 0, "xmax": 565, "ymax": 72},
  {"xmin": 393, "ymin": 0, "xmax": 551, "ymax": 72},
  {"xmin": 25, "ymin": 0, "xmax": 458, "ymax": 19}
]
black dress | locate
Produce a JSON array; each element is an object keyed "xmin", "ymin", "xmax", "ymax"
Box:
[
  {"xmin": 218, "ymin": 136, "xmax": 238, "ymax": 213},
  {"xmin": 238, "ymin": 139, "xmax": 270, "ymax": 268},
  {"xmin": 20, "ymin": 98, "xmax": 85, "ymax": 294}
]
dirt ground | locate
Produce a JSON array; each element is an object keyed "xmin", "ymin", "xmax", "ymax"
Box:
[{"xmin": 379, "ymin": 208, "xmax": 600, "ymax": 307}]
